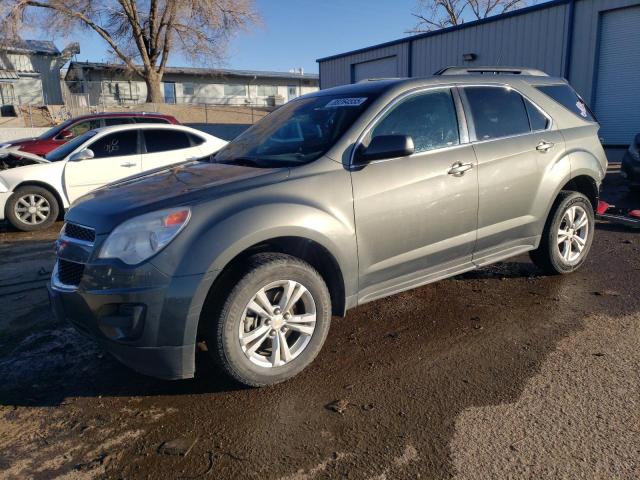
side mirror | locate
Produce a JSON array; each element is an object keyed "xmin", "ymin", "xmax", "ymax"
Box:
[
  {"xmin": 60, "ymin": 130, "xmax": 74, "ymax": 140},
  {"xmin": 355, "ymin": 135, "xmax": 415, "ymax": 164},
  {"xmin": 69, "ymin": 148, "xmax": 94, "ymax": 162}
]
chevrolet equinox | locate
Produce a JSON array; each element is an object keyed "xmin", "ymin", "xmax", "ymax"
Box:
[{"xmin": 49, "ymin": 67, "xmax": 607, "ymax": 386}]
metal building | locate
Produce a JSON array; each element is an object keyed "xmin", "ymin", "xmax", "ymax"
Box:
[{"xmin": 317, "ymin": 0, "xmax": 640, "ymax": 146}]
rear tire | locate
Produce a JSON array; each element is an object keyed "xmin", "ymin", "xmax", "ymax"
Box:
[
  {"xmin": 530, "ymin": 191, "xmax": 594, "ymax": 275},
  {"xmin": 205, "ymin": 253, "xmax": 332, "ymax": 387},
  {"xmin": 5, "ymin": 186, "xmax": 60, "ymax": 232}
]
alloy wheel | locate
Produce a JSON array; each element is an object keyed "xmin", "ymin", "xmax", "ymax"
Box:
[
  {"xmin": 238, "ymin": 280, "xmax": 317, "ymax": 368},
  {"xmin": 14, "ymin": 194, "xmax": 51, "ymax": 225},
  {"xmin": 557, "ymin": 205, "xmax": 589, "ymax": 263}
]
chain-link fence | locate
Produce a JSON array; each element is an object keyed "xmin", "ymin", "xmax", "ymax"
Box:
[{"xmin": 2, "ymin": 79, "xmax": 290, "ymax": 128}]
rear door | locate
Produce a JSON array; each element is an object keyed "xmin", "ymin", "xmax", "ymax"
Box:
[
  {"xmin": 141, "ymin": 128, "xmax": 204, "ymax": 171},
  {"xmin": 459, "ymin": 85, "xmax": 564, "ymax": 264},
  {"xmin": 63, "ymin": 129, "xmax": 142, "ymax": 202}
]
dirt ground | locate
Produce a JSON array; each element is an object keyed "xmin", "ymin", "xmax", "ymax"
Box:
[{"xmin": 0, "ymin": 166, "xmax": 639, "ymax": 479}]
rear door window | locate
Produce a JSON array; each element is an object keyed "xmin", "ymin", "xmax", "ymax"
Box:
[
  {"xmin": 104, "ymin": 117, "xmax": 135, "ymax": 126},
  {"xmin": 464, "ymin": 86, "xmax": 531, "ymax": 141},
  {"xmin": 143, "ymin": 129, "xmax": 192, "ymax": 153},
  {"xmin": 534, "ymin": 84, "xmax": 596, "ymax": 122},
  {"xmin": 89, "ymin": 130, "xmax": 139, "ymax": 158}
]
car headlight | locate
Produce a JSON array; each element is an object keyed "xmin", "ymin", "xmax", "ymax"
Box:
[{"xmin": 98, "ymin": 207, "xmax": 191, "ymax": 265}]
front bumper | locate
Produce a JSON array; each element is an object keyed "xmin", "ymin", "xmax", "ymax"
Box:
[
  {"xmin": 0, "ymin": 191, "xmax": 11, "ymax": 221},
  {"xmin": 49, "ymin": 261, "xmax": 207, "ymax": 380}
]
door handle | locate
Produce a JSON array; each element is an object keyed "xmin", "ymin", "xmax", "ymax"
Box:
[
  {"xmin": 120, "ymin": 162, "xmax": 137, "ymax": 167},
  {"xmin": 536, "ymin": 141, "xmax": 554, "ymax": 152},
  {"xmin": 448, "ymin": 162, "xmax": 473, "ymax": 176}
]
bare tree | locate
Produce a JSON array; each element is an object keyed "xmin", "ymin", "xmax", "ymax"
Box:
[
  {"xmin": 409, "ymin": 0, "xmax": 534, "ymax": 33},
  {"xmin": 2, "ymin": 0, "xmax": 259, "ymax": 102}
]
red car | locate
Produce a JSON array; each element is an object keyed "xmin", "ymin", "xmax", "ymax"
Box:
[{"xmin": 0, "ymin": 112, "xmax": 179, "ymax": 157}]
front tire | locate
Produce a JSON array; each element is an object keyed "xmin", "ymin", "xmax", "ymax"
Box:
[
  {"xmin": 5, "ymin": 186, "xmax": 60, "ymax": 232},
  {"xmin": 206, "ymin": 253, "xmax": 332, "ymax": 387},
  {"xmin": 530, "ymin": 191, "xmax": 594, "ymax": 274}
]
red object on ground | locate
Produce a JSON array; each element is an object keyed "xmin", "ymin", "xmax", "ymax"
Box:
[
  {"xmin": 629, "ymin": 210, "xmax": 640, "ymax": 219},
  {"xmin": 4, "ymin": 112, "xmax": 180, "ymax": 156},
  {"xmin": 596, "ymin": 201, "xmax": 610, "ymax": 215}
]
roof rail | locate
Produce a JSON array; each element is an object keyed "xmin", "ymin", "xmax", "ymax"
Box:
[
  {"xmin": 356, "ymin": 77, "xmax": 403, "ymax": 83},
  {"xmin": 434, "ymin": 66, "xmax": 549, "ymax": 76}
]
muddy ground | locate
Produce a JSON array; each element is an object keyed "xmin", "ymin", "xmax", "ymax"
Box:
[{"xmin": 1, "ymin": 167, "xmax": 639, "ymax": 479}]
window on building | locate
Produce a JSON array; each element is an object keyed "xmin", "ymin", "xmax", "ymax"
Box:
[
  {"xmin": 524, "ymin": 99, "xmax": 550, "ymax": 131},
  {"xmin": 88, "ymin": 130, "xmax": 139, "ymax": 158},
  {"xmin": 534, "ymin": 84, "xmax": 596, "ymax": 122},
  {"xmin": 224, "ymin": 84, "xmax": 247, "ymax": 97},
  {"xmin": 369, "ymin": 89, "xmax": 460, "ymax": 153},
  {"xmin": 104, "ymin": 81, "xmax": 137, "ymax": 102},
  {"xmin": 183, "ymin": 82, "xmax": 195, "ymax": 96},
  {"xmin": 464, "ymin": 87, "xmax": 531, "ymax": 140},
  {"xmin": 143, "ymin": 129, "xmax": 192, "ymax": 153},
  {"xmin": 257, "ymin": 85, "xmax": 278, "ymax": 97}
]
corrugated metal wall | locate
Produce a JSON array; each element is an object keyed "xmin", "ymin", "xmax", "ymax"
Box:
[
  {"xmin": 319, "ymin": 43, "xmax": 410, "ymax": 89},
  {"xmin": 318, "ymin": 2, "xmax": 569, "ymax": 89},
  {"xmin": 410, "ymin": 3, "xmax": 568, "ymax": 77},
  {"xmin": 318, "ymin": 0, "xmax": 640, "ymax": 92},
  {"xmin": 568, "ymin": 0, "xmax": 640, "ymax": 102}
]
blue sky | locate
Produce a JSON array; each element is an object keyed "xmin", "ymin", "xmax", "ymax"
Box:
[
  {"xmin": 34, "ymin": 0, "xmax": 545, "ymax": 74},
  {"xmin": 42, "ymin": 0, "xmax": 418, "ymax": 74}
]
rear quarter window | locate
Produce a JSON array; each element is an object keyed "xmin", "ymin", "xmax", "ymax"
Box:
[{"xmin": 535, "ymin": 84, "xmax": 596, "ymax": 122}]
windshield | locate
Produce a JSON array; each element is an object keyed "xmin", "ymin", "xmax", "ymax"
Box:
[
  {"xmin": 45, "ymin": 131, "xmax": 98, "ymax": 161},
  {"xmin": 37, "ymin": 118, "xmax": 75, "ymax": 140},
  {"xmin": 213, "ymin": 94, "xmax": 377, "ymax": 167}
]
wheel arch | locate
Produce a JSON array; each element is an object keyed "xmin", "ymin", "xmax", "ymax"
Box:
[
  {"xmin": 10, "ymin": 180, "xmax": 66, "ymax": 220},
  {"xmin": 199, "ymin": 235, "xmax": 347, "ymax": 325}
]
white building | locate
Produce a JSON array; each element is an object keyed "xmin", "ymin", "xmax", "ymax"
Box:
[
  {"xmin": 0, "ymin": 39, "xmax": 78, "ymax": 106},
  {"xmin": 64, "ymin": 62, "xmax": 319, "ymax": 107}
]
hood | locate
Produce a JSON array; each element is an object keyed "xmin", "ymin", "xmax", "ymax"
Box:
[
  {"xmin": 1, "ymin": 137, "xmax": 37, "ymax": 146},
  {"xmin": 0, "ymin": 148, "xmax": 49, "ymax": 169},
  {"xmin": 66, "ymin": 160, "xmax": 289, "ymax": 233}
]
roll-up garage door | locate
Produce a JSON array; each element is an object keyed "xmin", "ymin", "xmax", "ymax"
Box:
[
  {"xmin": 593, "ymin": 6, "xmax": 640, "ymax": 146},
  {"xmin": 352, "ymin": 56, "xmax": 398, "ymax": 83}
]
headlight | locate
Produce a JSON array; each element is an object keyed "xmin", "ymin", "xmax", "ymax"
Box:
[
  {"xmin": 0, "ymin": 143, "xmax": 12, "ymax": 149},
  {"xmin": 98, "ymin": 207, "xmax": 191, "ymax": 265}
]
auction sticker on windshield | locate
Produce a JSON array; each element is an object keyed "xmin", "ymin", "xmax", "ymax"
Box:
[{"xmin": 325, "ymin": 98, "xmax": 368, "ymax": 108}]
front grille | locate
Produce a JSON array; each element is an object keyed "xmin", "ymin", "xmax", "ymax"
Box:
[
  {"xmin": 64, "ymin": 222, "xmax": 96, "ymax": 243},
  {"xmin": 57, "ymin": 259, "xmax": 85, "ymax": 286}
]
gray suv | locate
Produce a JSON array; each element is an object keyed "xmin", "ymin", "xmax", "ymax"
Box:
[{"xmin": 49, "ymin": 68, "xmax": 607, "ymax": 386}]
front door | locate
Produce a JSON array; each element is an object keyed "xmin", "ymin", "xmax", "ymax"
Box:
[
  {"xmin": 163, "ymin": 82, "xmax": 176, "ymax": 104},
  {"xmin": 351, "ymin": 88, "xmax": 479, "ymax": 302},
  {"xmin": 64, "ymin": 129, "xmax": 141, "ymax": 202}
]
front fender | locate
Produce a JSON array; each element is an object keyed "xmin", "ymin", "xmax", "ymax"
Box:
[{"xmin": 152, "ymin": 199, "xmax": 358, "ymax": 301}]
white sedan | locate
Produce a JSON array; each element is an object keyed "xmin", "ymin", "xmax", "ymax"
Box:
[{"xmin": 0, "ymin": 124, "xmax": 227, "ymax": 231}]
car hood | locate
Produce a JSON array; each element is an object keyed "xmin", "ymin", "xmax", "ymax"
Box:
[{"xmin": 67, "ymin": 161, "xmax": 289, "ymax": 234}]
